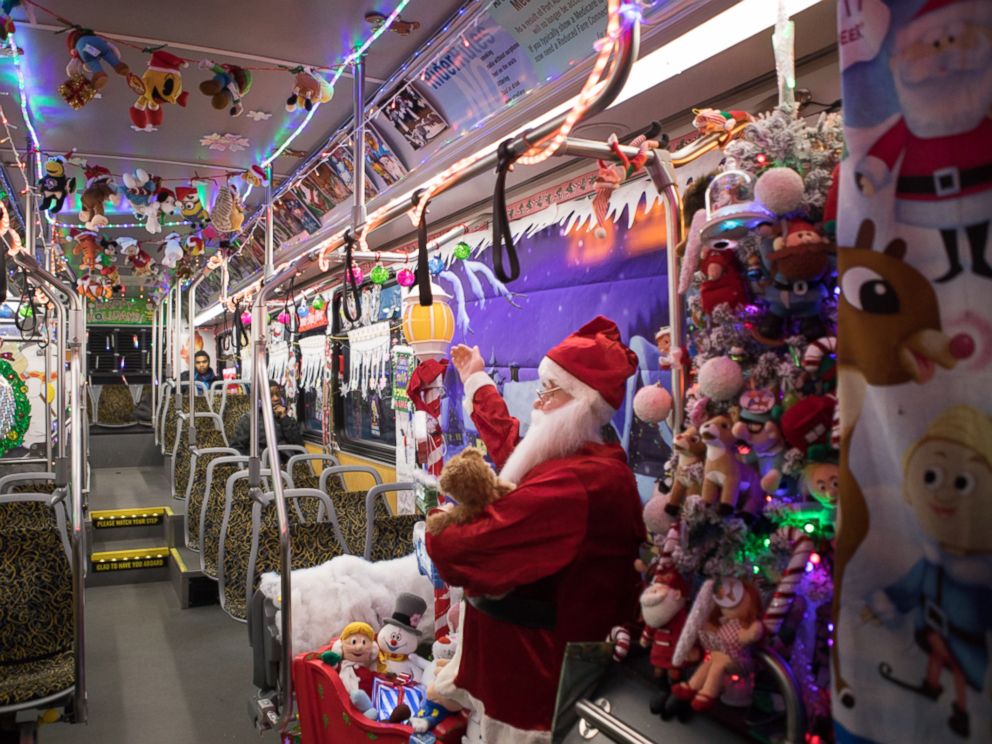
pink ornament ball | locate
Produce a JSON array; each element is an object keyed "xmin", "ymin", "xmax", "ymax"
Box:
[
  {"xmin": 277, "ymin": 311, "xmax": 291, "ymax": 325},
  {"xmin": 347, "ymin": 266, "xmax": 364, "ymax": 286},
  {"xmin": 240, "ymin": 311, "xmax": 252, "ymax": 325},
  {"xmin": 698, "ymin": 356, "xmax": 744, "ymax": 401},
  {"xmin": 633, "ymin": 384, "xmax": 673, "ymax": 424},
  {"xmin": 642, "ymin": 494, "xmax": 672, "ymax": 535},
  {"xmin": 754, "ymin": 166, "xmax": 805, "ymax": 216},
  {"xmin": 396, "ymin": 268, "xmax": 416, "ymax": 287}
]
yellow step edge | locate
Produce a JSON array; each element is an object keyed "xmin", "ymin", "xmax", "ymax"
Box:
[
  {"xmin": 169, "ymin": 547, "xmax": 188, "ymax": 573},
  {"xmin": 90, "ymin": 546, "xmax": 170, "ymax": 563},
  {"xmin": 90, "ymin": 506, "xmax": 174, "ymax": 520}
]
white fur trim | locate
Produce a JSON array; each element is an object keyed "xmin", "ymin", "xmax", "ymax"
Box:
[
  {"xmin": 462, "ymin": 371, "xmax": 496, "ymax": 416},
  {"xmin": 855, "ymin": 155, "xmax": 890, "ymax": 191},
  {"xmin": 538, "ymin": 357, "xmax": 615, "ymax": 423}
]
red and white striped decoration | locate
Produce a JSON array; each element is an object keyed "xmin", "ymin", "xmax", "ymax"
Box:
[
  {"xmin": 763, "ymin": 527, "xmax": 814, "ymax": 634},
  {"xmin": 607, "ymin": 625, "xmax": 632, "ymax": 662},
  {"xmin": 434, "ymin": 585, "xmax": 451, "ymax": 641},
  {"xmin": 802, "ymin": 336, "xmax": 837, "ymax": 378}
]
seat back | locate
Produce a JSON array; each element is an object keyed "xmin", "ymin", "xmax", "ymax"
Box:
[
  {"xmin": 163, "ymin": 385, "xmax": 212, "ymax": 453},
  {"xmin": 95, "ymin": 384, "xmax": 136, "ymax": 426},
  {"xmin": 364, "ymin": 483, "xmax": 419, "ymax": 562},
  {"xmin": 221, "ymin": 392, "xmax": 251, "ymax": 444},
  {"xmin": 218, "ymin": 468, "xmax": 290, "ymax": 621},
  {"xmin": 317, "ymin": 467, "xmax": 383, "ymax": 555},
  {"xmin": 184, "ymin": 448, "xmax": 240, "ymax": 550},
  {"xmin": 246, "ymin": 488, "xmax": 346, "ymax": 622},
  {"xmin": 0, "ymin": 493, "xmax": 75, "ymax": 710},
  {"xmin": 199, "ymin": 456, "xmax": 249, "ymax": 577},
  {"xmin": 172, "ymin": 413, "xmax": 228, "ymax": 500},
  {"xmin": 286, "ymin": 455, "xmax": 339, "ymax": 521}
]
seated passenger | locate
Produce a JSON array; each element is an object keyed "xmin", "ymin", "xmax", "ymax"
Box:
[{"xmin": 231, "ymin": 381, "xmax": 304, "ymax": 457}]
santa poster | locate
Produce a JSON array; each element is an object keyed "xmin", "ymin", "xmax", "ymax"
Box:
[{"xmin": 833, "ymin": 1, "xmax": 992, "ymax": 741}]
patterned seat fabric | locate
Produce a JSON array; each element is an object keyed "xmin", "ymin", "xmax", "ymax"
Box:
[
  {"xmin": 164, "ymin": 396, "xmax": 212, "ymax": 453},
  {"xmin": 222, "ymin": 394, "xmax": 251, "ymax": 443},
  {"xmin": 0, "ymin": 500, "xmax": 57, "ymax": 530},
  {"xmin": 327, "ymin": 491, "xmax": 370, "ymax": 555},
  {"xmin": 201, "ymin": 469, "xmax": 247, "ymax": 579},
  {"xmin": 224, "ymin": 498, "xmax": 344, "ymax": 621},
  {"xmin": 367, "ymin": 501, "xmax": 420, "ymax": 563},
  {"xmin": 174, "ymin": 428, "xmax": 227, "ymax": 501},
  {"xmin": 97, "ymin": 384, "xmax": 135, "ymax": 425},
  {"xmin": 290, "ymin": 462, "xmax": 321, "ymax": 520},
  {"xmin": 185, "ymin": 450, "xmax": 232, "ymax": 551},
  {"xmin": 0, "ymin": 525, "xmax": 74, "ymax": 707}
]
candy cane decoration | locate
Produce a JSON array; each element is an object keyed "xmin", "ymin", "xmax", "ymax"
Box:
[
  {"xmin": 608, "ymin": 625, "xmax": 632, "ymax": 662},
  {"xmin": 763, "ymin": 526, "xmax": 814, "ymax": 634},
  {"xmin": 802, "ymin": 336, "xmax": 837, "ymax": 383}
]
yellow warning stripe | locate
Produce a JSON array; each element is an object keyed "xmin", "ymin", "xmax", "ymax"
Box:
[
  {"xmin": 169, "ymin": 548, "xmax": 188, "ymax": 573},
  {"xmin": 90, "ymin": 506, "xmax": 173, "ymax": 520},
  {"xmin": 90, "ymin": 546, "xmax": 170, "ymax": 563}
]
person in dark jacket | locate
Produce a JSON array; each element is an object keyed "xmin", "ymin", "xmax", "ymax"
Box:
[
  {"xmin": 181, "ymin": 350, "xmax": 219, "ymax": 388},
  {"xmin": 231, "ymin": 380, "xmax": 304, "ymax": 456}
]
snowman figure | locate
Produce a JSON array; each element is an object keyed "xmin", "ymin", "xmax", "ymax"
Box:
[{"xmin": 376, "ymin": 593, "xmax": 430, "ymax": 682}]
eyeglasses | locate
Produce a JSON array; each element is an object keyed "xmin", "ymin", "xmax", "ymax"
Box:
[{"xmin": 535, "ymin": 385, "xmax": 561, "ymax": 403}]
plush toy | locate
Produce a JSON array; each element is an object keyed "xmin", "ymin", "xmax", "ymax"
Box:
[
  {"xmin": 376, "ymin": 593, "xmax": 429, "ymax": 682},
  {"xmin": 210, "ymin": 183, "xmax": 245, "ymax": 234},
  {"xmin": 76, "ymin": 271, "xmax": 102, "ymax": 302},
  {"xmin": 753, "ymin": 220, "xmax": 834, "ymax": 342},
  {"xmin": 101, "ymin": 262, "xmax": 121, "ymax": 291},
  {"xmin": 803, "ymin": 460, "xmax": 839, "ymax": 509},
  {"xmin": 119, "ymin": 237, "xmax": 153, "ymax": 276},
  {"xmin": 78, "ymin": 165, "xmax": 116, "ymax": 229},
  {"xmin": 160, "ymin": 233, "xmax": 183, "ymax": 268},
  {"xmin": 64, "ymin": 28, "xmax": 131, "ymax": 91},
  {"xmin": 198, "ymin": 62, "xmax": 253, "ymax": 116},
  {"xmin": 321, "ymin": 621, "xmax": 380, "ymax": 720},
  {"xmin": 37, "ymin": 156, "xmax": 76, "ymax": 214},
  {"xmin": 699, "ymin": 414, "xmax": 763, "ymax": 518},
  {"xmin": 664, "ymin": 426, "xmax": 706, "ymax": 516},
  {"xmin": 409, "ymin": 633, "xmax": 464, "ymax": 734},
  {"xmin": 71, "ymin": 228, "xmax": 101, "ymax": 270},
  {"xmin": 429, "ymin": 448, "xmax": 514, "ymax": 535},
  {"xmin": 635, "ymin": 496, "xmax": 677, "ymax": 581},
  {"xmin": 655, "ymin": 326, "xmax": 673, "ymax": 371},
  {"xmin": 0, "ymin": 0, "xmax": 18, "ymax": 43},
  {"xmin": 699, "ymin": 247, "xmax": 748, "ymax": 317},
  {"xmin": 184, "ymin": 234, "xmax": 204, "ymax": 256},
  {"xmin": 129, "ymin": 50, "xmax": 189, "ymax": 131},
  {"xmin": 691, "ymin": 108, "xmax": 754, "ymax": 136},
  {"xmin": 286, "ymin": 67, "xmax": 333, "ymax": 112},
  {"xmin": 97, "ymin": 236, "xmax": 117, "ymax": 267},
  {"xmin": 121, "ymin": 169, "xmax": 175, "ymax": 234},
  {"xmin": 780, "ymin": 394, "xmax": 836, "ymax": 455},
  {"xmin": 672, "ymin": 578, "xmax": 764, "ymax": 712},
  {"xmin": 640, "ymin": 570, "xmax": 696, "ymax": 713},
  {"xmin": 175, "ymin": 186, "xmax": 210, "ymax": 230},
  {"xmin": 731, "ymin": 388, "xmax": 786, "ymax": 493}
]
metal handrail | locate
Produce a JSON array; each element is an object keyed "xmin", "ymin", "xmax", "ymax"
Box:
[
  {"xmin": 9, "ymin": 252, "xmax": 87, "ymax": 724},
  {"xmin": 574, "ymin": 700, "xmax": 656, "ymax": 744},
  {"xmin": 363, "ymin": 482, "xmax": 416, "ymax": 561}
]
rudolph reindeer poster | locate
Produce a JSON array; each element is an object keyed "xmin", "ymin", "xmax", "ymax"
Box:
[{"xmin": 834, "ymin": 1, "xmax": 992, "ymax": 741}]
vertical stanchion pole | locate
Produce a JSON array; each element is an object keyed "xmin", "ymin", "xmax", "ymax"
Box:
[{"xmin": 352, "ymin": 54, "xmax": 367, "ymax": 227}]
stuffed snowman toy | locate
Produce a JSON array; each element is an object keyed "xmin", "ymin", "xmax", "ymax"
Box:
[{"xmin": 376, "ymin": 593, "xmax": 429, "ymax": 682}]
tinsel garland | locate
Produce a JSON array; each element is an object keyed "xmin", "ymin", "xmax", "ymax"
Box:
[{"xmin": 0, "ymin": 360, "xmax": 31, "ymax": 456}]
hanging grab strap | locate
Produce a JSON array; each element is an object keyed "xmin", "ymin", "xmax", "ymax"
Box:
[
  {"xmin": 412, "ymin": 190, "xmax": 433, "ymax": 306},
  {"xmin": 341, "ymin": 230, "xmax": 362, "ymax": 323},
  {"xmin": 491, "ymin": 139, "xmax": 520, "ymax": 283}
]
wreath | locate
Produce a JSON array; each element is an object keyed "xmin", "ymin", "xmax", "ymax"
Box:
[{"xmin": 0, "ymin": 359, "xmax": 31, "ymax": 456}]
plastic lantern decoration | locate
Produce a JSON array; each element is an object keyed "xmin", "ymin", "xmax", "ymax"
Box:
[
  {"xmin": 370, "ymin": 264, "xmax": 390, "ymax": 285},
  {"xmin": 402, "ymin": 282, "xmax": 455, "ymax": 361},
  {"xmin": 453, "ymin": 241, "xmax": 472, "ymax": 260},
  {"xmin": 396, "ymin": 268, "xmax": 416, "ymax": 287},
  {"xmin": 699, "ymin": 170, "xmax": 774, "ymax": 243}
]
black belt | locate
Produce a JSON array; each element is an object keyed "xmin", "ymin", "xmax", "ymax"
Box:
[
  {"xmin": 468, "ymin": 593, "xmax": 556, "ymax": 630},
  {"xmin": 772, "ymin": 278, "xmax": 823, "ymax": 293},
  {"xmin": 898, "ymin": 163, "xmax": 992, "ymax": 197},
  {"xmin": 921, "ymin": 565, "xmax": 984, "ymax": 646}
]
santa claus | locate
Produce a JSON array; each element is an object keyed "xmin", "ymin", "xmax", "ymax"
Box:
[
  {"xmin": 855, "ymin": 0, "xmax": 992, "ymax": 282},
  {"xmin": 427, "ymin": 316, "xmax": 646, "ymax": 743}
]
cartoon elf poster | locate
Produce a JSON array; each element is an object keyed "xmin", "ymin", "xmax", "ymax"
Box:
[{"xmin": 834, "ymin": 1, "xmax": 992, "ymax": 741}]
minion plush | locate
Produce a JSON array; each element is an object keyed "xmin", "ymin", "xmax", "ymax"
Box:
[
  {"xmin": 37, "ymin": 156, "xmax": 76, "ymax": 214},
  {"xmin": 130, "ymin": 50, "xmax": 189, "ymax": 131},
  {"xmin": 175, "ymin": 186, "xmax": 210, "ymax": 230}
]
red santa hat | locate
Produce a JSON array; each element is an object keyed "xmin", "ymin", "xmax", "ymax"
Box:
[
  {"xmin": 174, "ymin": 185, "xmax": 197, "ymax": 202},
  {"xmin": 84, "ymin": 165, "xmax": 112, "ymax": 186},
  {"xmin": 407, "ymin": 359, "xmax": 448, "ymax": 413},
  {"xmin": 904, "ymin": 0, "xmax": 990, "ymax": 37},
  {"xmin": 538, "ymin": 315, "xmax": 638, "ymax": 420},
  {"xmin": 147, "ymin": 50, "xmax": 188, "ymax": 73}
]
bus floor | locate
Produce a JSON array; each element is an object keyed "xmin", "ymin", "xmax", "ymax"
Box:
[{"xmin": 41, "ymin": 462, "xmax": 268, "ymax": 743}]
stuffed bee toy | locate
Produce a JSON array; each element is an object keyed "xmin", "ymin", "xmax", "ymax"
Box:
[
  {"xmin": 38, "ymin": 156, "xmax": 76, "ymax": 215},
  {"xmin": 129, "ymin": 50, "xmax": 189, "ymax": 131}
]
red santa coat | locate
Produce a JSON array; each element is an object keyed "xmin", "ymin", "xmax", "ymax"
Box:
[
  {"xmin": 639, "ymin": 570, "xmax": 689, "ymax": 673},
  {"xmin": 699, "ymin": 250, "xmax": 747, "ymax": 315},
  {"xmin": 427, "ymin": 383, "xmax": 645, "ymax": 739}
]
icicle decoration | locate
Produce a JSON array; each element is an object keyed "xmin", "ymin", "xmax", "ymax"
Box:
[
  {"xmin": 297, "ymin": 335, "xmax": 327, "ymax": 392},
  {"xmin": 267, "ymin": 340, "xmax": 290, "ymax": 387},
  {"xmin": 343, "ymin": 321, "xmax": 390, "ymax": 399}
]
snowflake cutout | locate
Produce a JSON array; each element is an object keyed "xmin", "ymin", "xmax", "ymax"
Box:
[
  {"xmin": 246, "ymin": 110, "xmax": 272, "ymax": 122},
  {"xmin": 199, "ymin": 132, "xmax": 250, "ymax": 152}
]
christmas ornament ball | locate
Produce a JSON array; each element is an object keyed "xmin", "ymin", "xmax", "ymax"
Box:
[
  {"xmin": 453, "ymin": 242, "xmax": 472, "ymax": 260},
  {"xmin": 240, "ymin": 311, "xmax": 252, "ymax": 325},
  {"xmin": 633, "ymin": 384, "xmax": 673, "ymax": 424},
  {"xmin": 698, "ymin": 356, "xmax": 744, "ymax": 401},
  {"xmin": 297, "ymin": 304, "xmax": 309, "ymax": 317},
  {"xmin": 754, "ymin": 166, "xmax": 805, "ymax": 216},
  {"xmin": 642, "ymin": 493, "xmax": 673, "ymax": 534},
  {"xmin": 347, "ymin": 266, "xmax": 364, "ymax": 286},
  {"xmin": 428, "ymin": 256, "xmax": 445, "ymax": 276},
  {"xmin": 312, "ymin": 296, "xmax": 325, "ymax": 311},
  {"xmin": 396, "ymin": 268, "xmax": 416, "ymax": 287},
  {"xmin": 277, "ymin": 311, "xmax": 291, "ymax": 325},
  {"xmin": 370, "ymin": 265, "xmax": 390, "ymax": 285}
]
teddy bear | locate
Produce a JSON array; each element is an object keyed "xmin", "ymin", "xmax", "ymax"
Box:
[
  {"xmin": 428, "ymin": 447, "xmax": 514, "ymax": 535},
  {"xmin": 78, "ymin": 165, "xmax": 117, "ymax": 230}
]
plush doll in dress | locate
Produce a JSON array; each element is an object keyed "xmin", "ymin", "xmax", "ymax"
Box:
[
  {"xmin": 671, "ymin": 578, "xmax": 764, "ymax": 713},
  {"xmin": 198, "ymin": 62, "xmax": 253, "ymax": 116},
  {"xmin": 699, "ymin": 414, "xmax": 764, "ymax": 519},
  {"xmin": 664, "ymin": 426, "xmax": 706, "ymax": 516},
  {"xmin": 130, "ymin": 50, "xmax": 189, "ymax": 131},
  {"xmin": 321, "ymin": 621, "xmax": 380, "ymax": 720},
  {"xmin": 376, "ymin": 593, "xmax": 430, "ymax": 682},
  {"xmin": 78, "ymin": 165, "xmax": 116, "ymax": 229},
  {"xmin": 428, "ymin": 447, "xmax": 514, "ymax": 535},
  {"xmin": 38, "ymin": 156, "xmax": 76, "ymax": 215}
]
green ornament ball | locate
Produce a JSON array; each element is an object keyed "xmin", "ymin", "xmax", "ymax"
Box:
[
  {"xmin": 312, "ymin": 296, "xmax": 325, "ymax": 311},
  {"xmin": 17, "ymin": 304, "xmax": 32, "ymax": 318},
  {"xmin": 453, "ymin": 242, "xmax": 472, "ymax": 260},
  {"xmin": 370, "ymin": 265, "xmax": 390, "ymax": 285}
]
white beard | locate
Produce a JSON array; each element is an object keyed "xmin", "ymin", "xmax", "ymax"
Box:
[
  {"xmin": 641, "ymin": 592, "xmax": 685, "ymax": 630},
  {"xmin": 892, "ymin": 17, "xmax": 992, "ymax": 138},
  {"xmin": 499, "ymin": 398, "xmax": 604, "ymax": 484}
]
